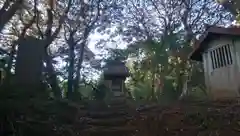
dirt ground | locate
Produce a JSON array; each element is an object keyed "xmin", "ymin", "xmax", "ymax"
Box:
[{"xmin": 131, "ymin": 99, "xmax": 240, "ymax": 136}]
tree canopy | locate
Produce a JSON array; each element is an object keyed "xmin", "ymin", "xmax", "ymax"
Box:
[{"xmin": 0, "ymin": 0, "xmax": 237, "ymax": 134}]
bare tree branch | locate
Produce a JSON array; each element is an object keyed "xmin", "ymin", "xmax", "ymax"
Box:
[{"xmin": 0, "ymin": 0, "xmax": 24, "ymax": 31}]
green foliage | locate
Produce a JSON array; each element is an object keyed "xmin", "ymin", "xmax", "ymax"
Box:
[
  {"xmin": 187, "ymin": 87, "xmax": 209, "ymax": 101},
  {"xmin": 125, "ymin": 35, "xmax": 206, "ymax": 103},
  {"xmin": 126, "ymin": 39, "xmax": 175, "ymax": 101},
  {"xmin": 0, "ymin": 88, "xmax": 84, "ymax": 136},
  {"xmin": 79, "ymin": 85, "xmax": 94, "ymax": 98},
  {"xmin": 237, "ymin": 12, "xmax": 240, "ymax": 24},
  {"xmin": 61, "ymin": 80, "xmax": 94, "ymax": 100},
  {"xmin": 128, "ymin": 81, "xmax": 152, "ymax": 101},
  {"xmin": 91, "ymin": 83, "xmax": 108, "ymax": 100}
]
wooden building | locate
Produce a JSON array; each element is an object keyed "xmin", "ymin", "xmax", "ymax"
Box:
[
  {"xmin": 189, "ymin": 26, "xmax": 240, "ymax": 99},
  {"xmin": 103, "ymin": 59, "xmax": 130, "ymax": 97}
]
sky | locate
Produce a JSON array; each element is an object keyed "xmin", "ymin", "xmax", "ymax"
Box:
[
  {"xmin": 80, "ymin": 31, "xmax": 128, "ymax": 81},
  {"xmin": 88, "ymin": 28, "xmax": 128, "ymax": 55}
]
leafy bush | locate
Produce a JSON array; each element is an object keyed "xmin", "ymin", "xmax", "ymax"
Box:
[{"xmin": 91, "ymin": 83, "xmax": 108, "ymax": 100}]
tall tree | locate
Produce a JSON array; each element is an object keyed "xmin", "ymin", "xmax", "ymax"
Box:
[
  {"xmin": 5, "ymin": 0, "xmax": 74, "ymax": 97},
  {"xmin": 103, "ymin": 0, "xmax": 232, "ymax": 101},
  {"xmin": 63, "ymin": 0, "xmax": 108, "ymax": 98},
  {"xmin": 73, "ymin": 0, "xmax": 118, "ymax": 95}
]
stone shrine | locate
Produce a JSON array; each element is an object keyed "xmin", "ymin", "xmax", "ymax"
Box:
[{"xmin": 103, "ymin": 59, "xmax": 129, "ymax": 97}]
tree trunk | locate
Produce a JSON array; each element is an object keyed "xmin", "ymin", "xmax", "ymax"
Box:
[
  {"xmin": 73, "ymin": 26, "xmax": 91, "ymax": 94},
  {"xmin": 151, "ymin": 71, "xmax": 156, "ymax": 101},
  {"xmin": 176, "ymin": 60, "xmax": 187, "ymax": 98},
  {"xmin": 74, "ymin": 42, "xmax": 85, "ymax": 94},
  {"xmin": 4, "ymin": 43, "xmax": 16, "ymax": 84},
  {"xmin": 67, "ymin": 39, "xmax": 75, "ymax": 99},
  {"xmin": 0, "ymin": 0, "xmax": 23, "ymax": 32},
  {"xmin": 44, "ymin": 50, "xmax": 61, "ymax": 98}
]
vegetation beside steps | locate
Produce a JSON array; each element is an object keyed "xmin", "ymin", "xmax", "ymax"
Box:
[
  {"xmin": 0, "ymin": 89, "xmax": 137, "ymax": 136},
  {"xmin": 0, "ymin": 95, "xmax": 88, "ymax": 136}
]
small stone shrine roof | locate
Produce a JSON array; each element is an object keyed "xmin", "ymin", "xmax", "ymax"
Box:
[{"xmin": 103, "ymin": 59, "xmax": 130, "ymax": 77}]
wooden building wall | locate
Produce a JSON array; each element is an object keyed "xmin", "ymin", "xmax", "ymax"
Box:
[
  {"xmin": 233, "ymin": 38, "xmax": 240, "ymax": 94},
  {"xmin": 202, "ymin": 36, "xmax": 240, "ymax": 99}
]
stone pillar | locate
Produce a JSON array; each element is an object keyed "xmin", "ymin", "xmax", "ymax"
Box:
[
  {"xmin": 15, "ymin": 36, "xmax": 44, "ymax": 91},
  {"xmin": 104, "ymin": 80, "xmax": 111, "ymax": 91}
]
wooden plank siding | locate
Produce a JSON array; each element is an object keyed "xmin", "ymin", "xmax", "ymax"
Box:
[
  {"xmin": 233, "ymin": 38, "xmax": 240, "ymax": 94},
  {"xmin": 203, "ymin": 52, "xmax": 212, "ymax": 98},
  {"xmin": 203, "ymin": 36, "xmax": 240, "ymax": 99}
]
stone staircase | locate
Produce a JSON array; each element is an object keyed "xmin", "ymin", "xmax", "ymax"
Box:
[{"xmin": 82, "ymin": 96, "xmax": 136, "ymax": 136}]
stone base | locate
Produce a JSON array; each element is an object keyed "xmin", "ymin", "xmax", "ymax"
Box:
[{"xmin": 112, "ymin": 91, "xmax": 124, "ymax": 97}]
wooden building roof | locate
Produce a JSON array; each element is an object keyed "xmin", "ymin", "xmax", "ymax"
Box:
[{"xmin": 189, "ymin": 26, "xmax": 240, "ymax": 61}]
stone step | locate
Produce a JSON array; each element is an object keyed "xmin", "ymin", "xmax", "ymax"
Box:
[
  {"xmin": 82, "ymin": 126, "xmax": 136, "ymax": 135},
  {"xmin": 78, "ymin": 110, "xmax": 89, "ymax": 116},
  {"xmin": 109, "ymin": 97, "xmax": 126, "ymax": 103},
  {"xmin": 108, "ymin": 107, "xmax": 129, "ymax": 112},
  {"xmin": 87, "ymin": 118, "xmax": 129, "ymax": 126},
  {"xmin": 87, "ymin": 111, "xmax": 127, "ymax": 118},
  {"xmin": 108, "ymin": 101, "xmax": 126, "ymax": 106},
  {"xmin": 108, "ymin": 104, "xmax": 128, "ymax": 109}
]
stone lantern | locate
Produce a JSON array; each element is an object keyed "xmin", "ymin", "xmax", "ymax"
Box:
[{"xmin": 103, "ymin": 59, "xmax": 130, "ymax": 97}]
